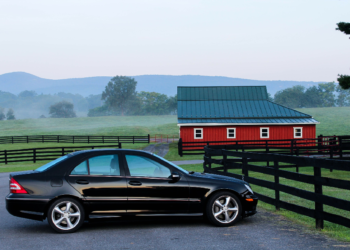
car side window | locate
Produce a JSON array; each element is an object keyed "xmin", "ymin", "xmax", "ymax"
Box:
[
  {"xmin": 71, "ymin": 161, "xmax": 88, "ymax": 175},
  {"xmin": 89, "ymin": 155, "xmax": 120, "ymax": 176},
  {"xmin": 125, "ymin": 155, "xmax": 171, "ymax": 178},
  {"xmin": 70, "ymin": 154, "xmax": 120, "ymax": 176}
]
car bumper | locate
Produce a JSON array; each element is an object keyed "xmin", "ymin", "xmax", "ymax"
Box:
[
  {"xmin": 242, "ymin": 194, "xmax": 258, "ymax": 217},
  {"xmin": 6, "ymin": 194, "xmax": 49, "ymax": 221}
]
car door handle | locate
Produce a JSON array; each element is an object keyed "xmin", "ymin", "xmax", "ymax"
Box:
[
  {"xmin": 76, "ymin": 180, "xmax": 89, "ymax": 185},
  {"xmin": 129, "ymin": 181, "xmax": 142, "ymax": 186}
]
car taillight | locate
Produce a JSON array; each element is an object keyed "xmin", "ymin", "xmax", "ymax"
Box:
[{"xmin": 9, "ymin": 177, "xmax": 28, "ymax": 194}]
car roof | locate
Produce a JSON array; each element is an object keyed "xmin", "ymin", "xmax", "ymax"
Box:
[{"xmin": 69, "ymin": 148, "xmax": 153, "ymax": 156}]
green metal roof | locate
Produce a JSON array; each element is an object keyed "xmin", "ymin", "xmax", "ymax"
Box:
[
  {"xmin": 177, "ymin": 86, "xmax": 318, "ymax": 124},
  {"xmin": 178, "ymin": 118, "xmax": 319, "ymax": 124},
  {"xmin": 178, "ymin": 100, "xmax": 312, "ymax": 119},
  {"xmin": 177, "ymin": 86, "xmax": 268, "ymax": 101}
]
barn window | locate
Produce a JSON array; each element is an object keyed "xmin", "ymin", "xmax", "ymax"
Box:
[
  {"xmin": 227, "ymin": 128, "xmax": 236, "ymax": 138},
  {"xmin": 294, "ymin": 127, "xmax": 303, "ymax": 138},
  {"xmin": 194, "ymin": 128, "xmax": 203, "ymax": 139},
  {"xmin": 260, "ymin": 127, "xmax": 269, "ymax": 138}
]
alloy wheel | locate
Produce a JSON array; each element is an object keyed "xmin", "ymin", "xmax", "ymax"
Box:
[
  {"xmin": 212, "ymin": 195, "xmax": 239, "ymax": 224},
  {"xmin": 51, "ymin": 201, "xmax": 81, "ymax": 231}
]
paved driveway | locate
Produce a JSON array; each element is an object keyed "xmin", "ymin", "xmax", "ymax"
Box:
[{"xmin": 1, "ymin": 172, "xmax": 348, "ymax": 250}]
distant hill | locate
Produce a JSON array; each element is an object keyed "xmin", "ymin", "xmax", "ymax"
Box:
[{"xmin": 0, "ymin": 72, "xmax": 324, "ymax": 97}]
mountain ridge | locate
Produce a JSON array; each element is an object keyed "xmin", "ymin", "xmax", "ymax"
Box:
[{"xmin": 0, "ymin": 72, "xmax": 325, "ymax": 97}]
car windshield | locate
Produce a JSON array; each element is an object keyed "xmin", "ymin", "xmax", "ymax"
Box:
[
  {"xmin": 152, "ymin": 154, "xmax": 189, "ymax": 174},
  {"xmin": 35, "ymin": 155, "xmax": 69, "ymax": 172}
]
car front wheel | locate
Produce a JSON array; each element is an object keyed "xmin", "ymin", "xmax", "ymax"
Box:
[
  {"xmin": 47, "ymin": 198, "xmax": 85, "ymax": 233},
  {"xmin": 206, "ymin": 192, "xmax": 242, "ymax": 227}
]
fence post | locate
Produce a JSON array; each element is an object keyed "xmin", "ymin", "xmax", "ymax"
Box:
[
  {"xmin": 5, "ymin": 150, "xmax": 7, "ymax": 165},
  {"xmin": 148, "ymin": 134, "xmax": 150, "ymax": 144},
  {"xmin": 296, "ymin": 148, "xmax": 299, "ymax": 173},
  {"xmin": 178, "ymin": 138, "xmax": 183, "ymax": 157},
  {"xmin": 274, "ymin": 160, "xmax": 280, "ymax": 211},
  {"xmin": 102, "ymin": 136, "xmax": 105, "ymax": 144},
  {"xmin": 57, "ymin": 135, "xmax": 59, "ymax": 143},
  {"xmin": 62, "ymin": 148, "xmax": 64, "ymax": 156},
  {"xmin": 266, "ymin": 140, "xmax": 270, "ymax": 167},
  {"xmin": 223, "ymin": 152, "xmax": 227, "ymax": 173},
  {"xmin": 73, "ymin": 136, "xmax": 75, "ymax": 144},
  {"xmin": 242, "ymin": 157, "xmax": 248, "ymax": 178},
  {"xmin": 27, "ymin": 136, "xmax": 29, "ymax": 143},
  {"xmin": 119, "ymin": 142, "xmax": 122, "ymax": 149},
  {"xmin": 11, "ymin": 137, "xmax": 13, "ymax": 144},
  {"xmin": 317, "ymin": 135, "xmax": 323, "ymax": 154},
  {"xmin": 42, "ymin": 135, "xmax": 44, "ymax": 143},
  {"xmin": 339, "ymin": 136, "xmax": 343, "ymax": 159},
  {"xmin": 314, "ymin": 166, "xmax": 324, "ymax": 230},
  {"xmin": 133, "ymin": 136, "xmax": 135, "ymax": 144},
  {"xmin": 88, "ymin": 136, "xmax": 90, "ymax": 144},
  {"xmin": 33, "ymin": 149, "xmax": 36, "ymax": 163}
]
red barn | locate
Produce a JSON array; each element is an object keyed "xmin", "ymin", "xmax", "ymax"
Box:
[{"xmin": 177, "ymin": 86, "xmax": 319, "ymax": 143}]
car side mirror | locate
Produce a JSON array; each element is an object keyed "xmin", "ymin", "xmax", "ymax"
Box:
[{"xmin": 171, "ymin": 172, "xmax": 181, "ymax": 182}]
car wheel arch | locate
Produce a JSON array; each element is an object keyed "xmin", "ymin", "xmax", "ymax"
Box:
[{"xmin": 44, "ymin": 195, "xmax": 85, "ymax": 219}]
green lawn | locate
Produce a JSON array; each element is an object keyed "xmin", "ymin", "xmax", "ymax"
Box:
[{"xmin": 296, "ymin": 107, "xmax": 350, "ymax": 135}]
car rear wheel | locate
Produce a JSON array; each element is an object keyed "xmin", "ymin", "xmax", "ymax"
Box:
[
  {"xmin": 47, "ymin": 198, "xmax": 85, "ymax": 233},
  {"xmin": 206, "ymin": 192, "xmax": 242, "ymax": 227}
]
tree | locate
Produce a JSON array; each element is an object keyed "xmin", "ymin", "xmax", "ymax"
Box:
[
  {"xmin": 102, "ymin": 76, "xmax": 137, "ymax": 116},
  {"xmin": 49, "ymin": 101, "xmax": 77, "ymax": 118},
  {"xmin": 6, "ymin": 108, "xmax": 15, "ymax": 120},
  {"xmin": 166, "ymin": 94, "xmax": 178, "ymax": 114},
  {"xmin": 336, "ymin": 22, "xmax": 350, "ymax": 89},
  {"xmin": 336, "ymin": 85, "xmax": 350, "ymax": 107},
  {"xmin": 18, "ymin": 90, "xmax": 37, "ymax": 98},
  {"xmin": 0, "ymin": 107, "xmax": 5, "ymax": 120},
  {"xmin": 137, "ymin": 91, "xmax": 169, "ymax": 115},
  {"xmin": 273, "ymin": 85, "xmax": 306, "ymax": 108},
  {"xmin": 317, "ymin": 82, "xmax": 336, "ymax": 107}
]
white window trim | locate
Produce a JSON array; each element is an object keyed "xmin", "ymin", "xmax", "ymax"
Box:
[
  {"xmin": 227, "ymin": 128, "xmax": 236, "ymax": 139},
  {"xmin": 260, "ymin": 127, "xmax": 269, "ymax": 139},
  {"xmin": 194, "ymin": 128, "xmax": 203, "ymax": 139},
  {"xmin": 294, "ymin": 127, "xmax": 303, "ymax": 138}
]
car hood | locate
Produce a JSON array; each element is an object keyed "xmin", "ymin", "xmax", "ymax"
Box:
[{"xmin": 190, "ymin": 172, "xmax": 248, "ymax": 185}]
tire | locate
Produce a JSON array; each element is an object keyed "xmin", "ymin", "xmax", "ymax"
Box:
[
  {"xmin": 47, "ymin": 198, "xmax": 85, "ymax": 233},
  {"xmin": 205, "ymin": 191, "xmax": 242, "ymax": 227}
]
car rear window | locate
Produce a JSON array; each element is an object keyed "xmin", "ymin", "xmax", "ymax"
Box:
[{"xmin": 35, "ymin": 155, "xmax": 69, "ymax": 172}]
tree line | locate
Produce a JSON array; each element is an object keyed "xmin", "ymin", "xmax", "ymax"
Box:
[{"xmin": 272, "ymin": 82, "xmax": 350, "ymax": 109}]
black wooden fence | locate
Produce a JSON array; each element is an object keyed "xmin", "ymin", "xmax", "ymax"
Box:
[
  {"xmin": 203, "ymin": 146, "xmax": 350, "ymax": 229},
  {"xmin": 0, "ymin": 144, "xmax": 122, "ymax": 164},
  {"xmin": 0, "ymin": 135, "xmax": 150, "ymax": 144},
  {"xmin": 178, "ymin": 135, "xmax": 350, "ymax": 158}
]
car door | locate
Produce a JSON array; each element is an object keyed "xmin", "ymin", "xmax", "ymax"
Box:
[
  {"xmin": 67, "ymin": 153, "xmax": 128, "ymax": 214},
  {"xmin": 123, "ymin": 152, "xmax": 190, "ymax": 214}
]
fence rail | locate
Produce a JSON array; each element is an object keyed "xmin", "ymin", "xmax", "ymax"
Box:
[
  {"xmin": 0, "ymin": 144, "xmax": 122, "ymax": 165},
  {"xmin": 178, "ymin": 135, "xmax": 350, "ymax": 159},
  {"xmin": 203, "ymin": 146, "xmax": 350, "ymax": 229},
  {"xmin": 0, "ymin": 135, "xmax": 150, "ymax": 144}
]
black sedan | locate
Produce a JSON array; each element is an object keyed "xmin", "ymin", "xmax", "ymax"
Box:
[{"xmin": 6, "ymin": 149, "xmax": 258, "ymax": 233}]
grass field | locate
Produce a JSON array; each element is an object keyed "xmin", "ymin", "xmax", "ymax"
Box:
[{"xmin": 0, "ymin": 115, "xmax": 178, "ymax": 136}]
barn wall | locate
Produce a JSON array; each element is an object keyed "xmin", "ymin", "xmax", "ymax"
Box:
[{"xmin": 180, "ymin": 124, "xmax": 316, "ymax": 142}]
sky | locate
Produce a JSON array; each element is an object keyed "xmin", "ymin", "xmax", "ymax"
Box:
[{"xmin": 0, "ymin": 0, "xmax": 349, "ymax": 82}]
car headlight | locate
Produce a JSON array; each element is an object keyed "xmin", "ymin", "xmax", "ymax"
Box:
[{"xmin": 244, "ymin": 184, "xmax": 254, "ymax": 194}]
